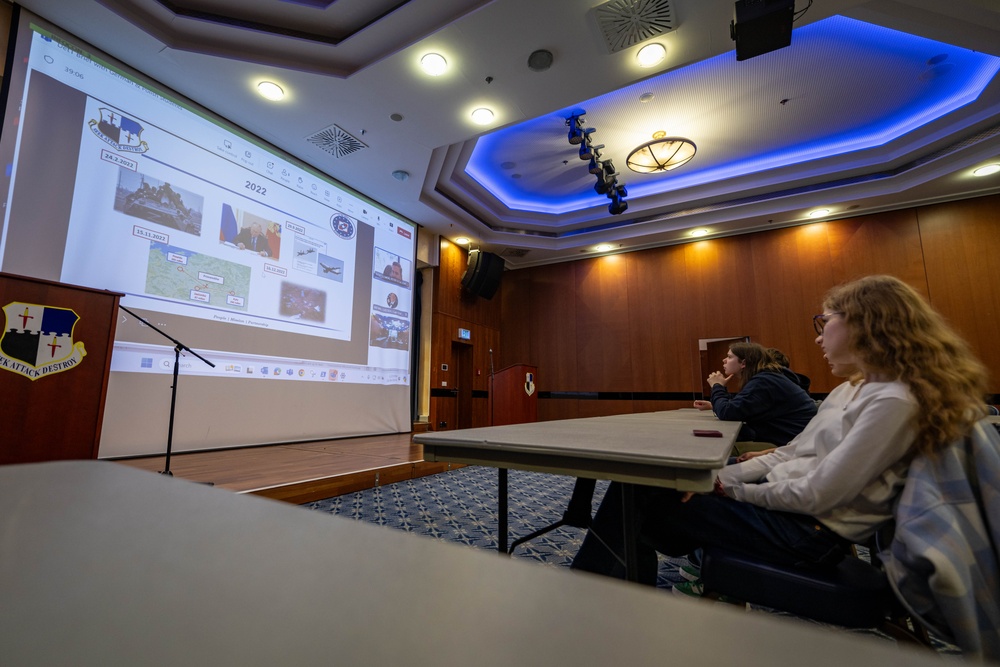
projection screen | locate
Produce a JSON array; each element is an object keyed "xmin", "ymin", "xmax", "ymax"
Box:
[{"xmin": 0, "ymin": 10, "xmax": 417, "ymax": 456}]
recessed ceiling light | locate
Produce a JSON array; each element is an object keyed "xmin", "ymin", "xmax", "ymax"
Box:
[
  {"xmin": 973, "ymin": 163, "xmax": 1000, "ymax": 177},
  {"xmin": 808, "ymin": 208, "xmax": 831, "ymax": 218},
  {"xmin": 471, "ymin": 108, "xmax": 495, "ymax": 125},
  {"xmin": 420, "ymin": 53, "xmax": 448, "ymax": 76},
  {"xmin": 690, "ymin": 229, "xmax": 710, "ymax": 237},
  {"xmin": 595, "ymin": 243, "xmax": 614, "ymax": 252},
  {"xmin": 455, "ymin": 237, "xmax": 470, "ymax": 245},
  {"xmin": 636, "ymin": 43, "xmax": 666, "ymax": 68},
  {"xmin": 257, "ymin": 81, "xmax": 284, "ymax": 101}
]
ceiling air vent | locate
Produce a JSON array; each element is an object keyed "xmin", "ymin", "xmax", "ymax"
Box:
[
  {"xmin": 500, "ymin": 248, "xmax": 530, "ymax": 258},
  {"xmin": 306, "ymin": 124, "xmax": 368, "ymax": 158},
  {"xmin": 594, "ymin": 0, "xmax": 674, "ymax": 53}
]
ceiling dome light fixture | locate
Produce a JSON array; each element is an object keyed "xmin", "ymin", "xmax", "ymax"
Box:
[
  {"xmin": 471, "ymin": 107, "xmax": 495, "ymax": 125},
  {"xmin": 420, "ymin": 53, "xmax": 448, "ymax": 76},
  {"xmin": 595, "ymin": 243, "xmax": 614, "ymax": 252},
  {"xmin": 808, "ymin": 208, "xmax": 831, "ymax": 218},
  {"xmin": 972, "ymin": 163, "xmax": 1000, "ymax": 176},
  {"xmin": 636, "ymin": 43, "xmax": 666, "ymax": 68},
  {"xmin": 690, "ymin": 228, "xmax": 710, "ymax": 237},
  {"xmin": 455, "ymin": 237, "xmax": 470, "ymax": 245},
  {"xmin": 626, "ymin": 131, "xmax": 696, "ymax": 173},
  {"xmin": 257, "ymin": 81, "xmax": 284, "ymax": 101}
]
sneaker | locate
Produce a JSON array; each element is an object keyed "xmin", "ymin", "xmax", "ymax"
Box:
[
  {"xmin": 672, "ymin": 580, "xmax": 704, "ymax": 597},
  {"xmin": 678, "ymin": 562, "xmax": 701, "ymax": 582}
]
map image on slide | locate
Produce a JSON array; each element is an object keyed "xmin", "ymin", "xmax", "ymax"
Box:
[
  {"xmin": 145, "ymin": 242, "xmax": 251, "ymax": 310},
  {"xmin": 115, "ymin": 168, "xmax": 204, "ymax": 236}
]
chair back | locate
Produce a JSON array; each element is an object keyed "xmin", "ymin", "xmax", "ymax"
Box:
[{"xmin": 882, "ymin": 419, "xmax": 1000, "ymax": 662}]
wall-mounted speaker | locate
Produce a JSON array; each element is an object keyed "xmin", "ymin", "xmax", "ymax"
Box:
[
  {"xmin": 731, "ymin": 0, "xmax": 794, "ymax": 61},
  {"xmin": 461, "ymin": 249, "xmax": 504, "ymax": 299}
]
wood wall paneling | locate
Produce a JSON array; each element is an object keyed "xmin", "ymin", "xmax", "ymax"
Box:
[
  {"xmin": 499, "ymin": 267, "xmax": 533, "ymax": 368},
  {"xmin": 748, "ymin": 222, "xmax": 837, "ymax": 391},
  {"xmin": 917, "ymin": 197, "xmax": 1000, "ymax": 379},
  {"xmin": 625, "ymin": 245, "xmax": 698, "ymax": 392},
  {"xmin": 825, "ymin": 210, "xmax": 926, "ymax": 293},
  {"xmin": 575, "ymin": 256, "xmax": 633, "ymax": 391},
  {"xmin": 522, "ymin": 262, "xmax": 579, "ymax": 391},
  {"xmin": 538, "ymin": 397, "xmax": 579, "ymax": 423}
]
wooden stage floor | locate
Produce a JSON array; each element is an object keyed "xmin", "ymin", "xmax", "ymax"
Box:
[{"xmin": 113, "ymin": 431, "xmax": 453, "ymax": 505}]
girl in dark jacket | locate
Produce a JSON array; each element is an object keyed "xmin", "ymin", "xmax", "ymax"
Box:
[{"xmin": 693, "ymin": 341, "xmax": 816, "ymax": 446}]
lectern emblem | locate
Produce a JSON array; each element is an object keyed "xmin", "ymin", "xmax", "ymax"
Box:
[
  {"xmin": 0, "ymin": 302, "xmax": 87, "ymax": 381},
  {"xmin": 524, "ymin": 372, "xmax": 535, "ymax": 397}
]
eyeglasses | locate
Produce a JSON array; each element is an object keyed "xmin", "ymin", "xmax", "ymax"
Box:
[{"xmin": 813, "ymin": 312, "xmax": 844, "ymax": 335}]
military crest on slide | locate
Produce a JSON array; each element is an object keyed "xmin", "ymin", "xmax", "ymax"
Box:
[
  {"xmin": 0, "ymin": 302, "xmax": 86, "ymax": 380},
  {"xmin": 90, "ymin": 107, "xmax": 149, "ymax": 153}
]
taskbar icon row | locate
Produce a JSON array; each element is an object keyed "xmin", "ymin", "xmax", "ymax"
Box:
[{"xmin": 111, "ymin": 343, "xmax": 407, "ymax": 385}]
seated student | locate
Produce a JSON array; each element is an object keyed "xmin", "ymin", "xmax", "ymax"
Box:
[
  {"xmin": 766, "ymin": 347, "xmax": 811, "ymax": 393},
  {"xmin": 571, "ymin": 275, "xmax": 989, "ymax": 587},
  {"xmin": 692, "ymin": 342, "xmax": 817, "ymax": 447}
]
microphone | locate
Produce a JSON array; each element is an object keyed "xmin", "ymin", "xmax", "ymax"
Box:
[{"xmin": 489, "ymin": 348, "xmax": 495, "ymax": 376}]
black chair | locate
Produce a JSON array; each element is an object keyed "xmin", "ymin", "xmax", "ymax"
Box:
[
  {"xmin": 700, "ymin": 542, "xmax": 932, "ymax": 646},
  {"xmin": 508, "ymin": 477, "xmax": 597, "ymax": 554},
  {"xmin": 701, "ymin": 540, "xmax": 935, "ymax": 645}
]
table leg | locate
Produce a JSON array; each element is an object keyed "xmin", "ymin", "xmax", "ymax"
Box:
[
  {"xmin": 498, "ymin": 467, "xmax": 508, "ymax": 554},
  {"xmin": 622, "ymin": 482, "xmax": 638, "ymax": 581}
]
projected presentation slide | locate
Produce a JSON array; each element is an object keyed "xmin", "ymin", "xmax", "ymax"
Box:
[
  {"xmin": 58, "ymin": 97, "xmax": 360, "ymax": 341},
  {"xmin": 0, "ymin": 19, "xmax": 417, "ymax": 383}
]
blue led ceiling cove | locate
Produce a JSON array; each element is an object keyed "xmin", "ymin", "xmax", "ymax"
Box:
[{"xmin": 464, "ymin": 15, "xmax": 1000, "ymax": 216}]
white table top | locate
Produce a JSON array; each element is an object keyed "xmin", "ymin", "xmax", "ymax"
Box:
[
  {"xmin": 0, "ymin": 460, "xmax": 943, "ymax": 666},
  {"xmin": 414, "ymin": 410, "xmax": 742, "ymax": 491}
]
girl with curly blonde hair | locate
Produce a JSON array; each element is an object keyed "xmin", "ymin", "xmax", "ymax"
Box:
[{"xmin": 821, "ymin": 274, "xmax": 988, "ymax": 454}]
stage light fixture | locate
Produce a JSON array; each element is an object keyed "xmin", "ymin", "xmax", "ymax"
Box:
[
  {"xmin": 608, "ymin": 191, "xmax": 628, "ymax": 215},
  {"xmin": 560, "ymin": 116, "xmax": 627, "ymax": 216},
  {"xmin": 566, "ymin": 114, "xmax": 586, "ymax": 144}
]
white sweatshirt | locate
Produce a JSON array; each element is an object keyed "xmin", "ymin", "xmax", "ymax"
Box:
[{"xmin": 717, "ymin": 379, "xmax": 917, "ymax": 542}]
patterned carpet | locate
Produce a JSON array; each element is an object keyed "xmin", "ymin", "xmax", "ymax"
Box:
[
  {"xmin": 307, "ymin": 466, "xmax": 611, "ymax": 571},
  {"xmin": 304, "ymin": 465, "xmax": 953, "ymax": 652}
]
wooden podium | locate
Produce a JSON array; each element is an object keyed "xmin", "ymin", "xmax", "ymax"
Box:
[
  {"xmin": 0, "ymin": 273, "xmax": 122, "ymax": 464},
  {"xmin": 490, "ymin": 364, "xmax": 537, "ymax": 426}
]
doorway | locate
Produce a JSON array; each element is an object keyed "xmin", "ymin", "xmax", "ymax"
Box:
[{"xmin": 451, "ymin": 340, "xmax": 474, "ymax": 429}]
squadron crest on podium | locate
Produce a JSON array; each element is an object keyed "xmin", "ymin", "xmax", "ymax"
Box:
[{"xmin": 0, "ymin": 302, "xmax": 86, "ymax": 380}]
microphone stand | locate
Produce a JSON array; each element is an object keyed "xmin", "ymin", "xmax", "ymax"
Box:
[
  {"xmin": 119, "ymin": 305, "xmax": 215, "ymax": 476},
  {"xmin": 488, "ymin": 347, "xmax": 495, "ymax": 425},
  {"xmin": 489, "ymin": 347, "xmax": 508, "ymax": 553}
]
